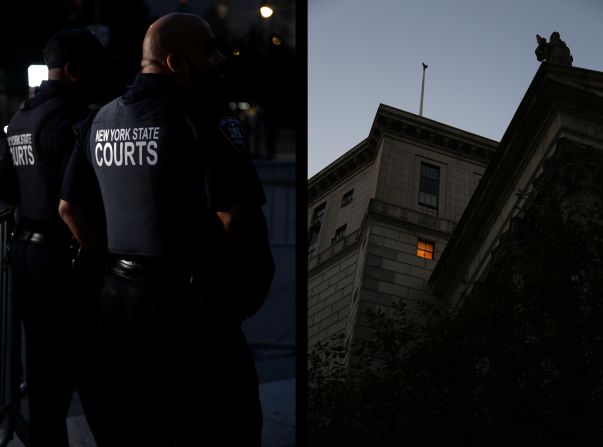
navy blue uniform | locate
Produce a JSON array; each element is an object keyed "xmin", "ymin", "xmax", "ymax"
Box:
[
  {"xmin": 0, "ymin": 128, "xmax": 18, "ymax": 212},
  {"xmin": 5, "ymin": 81, "xmax": 103, "ymax": 446},
  {"xmin": 62, "ymin": 73, "xmax": 267, "ymax": 446}
]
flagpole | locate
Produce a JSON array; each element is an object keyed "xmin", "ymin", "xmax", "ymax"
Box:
[{"xmin": 419, "ymin": 62, "xmax": 428, "ymax": 116}]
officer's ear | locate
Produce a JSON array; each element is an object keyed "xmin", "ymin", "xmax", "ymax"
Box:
[
  {"xmin": 166, "ymin": 53, "xmax": 184, "ymax": 75},
  {"xmin": 64, "ymin": 62, "xmax": 79, "ymax": 81}
]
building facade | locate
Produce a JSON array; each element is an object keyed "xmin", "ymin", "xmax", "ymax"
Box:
[
  {"xmin": 308, "ymin": 63, "xmax": 603, "ymax": 353},
  {"xmin": 307, "ymin": 104, "xmax": 498, "ymax": 348}
]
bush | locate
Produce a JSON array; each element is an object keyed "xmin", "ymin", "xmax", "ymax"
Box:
[{"xmin": 308, "ymin": 166, "xmax": 603, "ymax": 446}]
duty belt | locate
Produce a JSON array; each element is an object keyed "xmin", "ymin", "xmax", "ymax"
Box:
[
  {"xmin": 14, "ymin": 230, "xmax": 47, "ymax": 244},
  {"xmin": 12, "ymin": 229, "xmax": 73, "ymax": 248},
  {"xmin": 109, "ymin": 257, "xmax": 194, "ymax": 285}
]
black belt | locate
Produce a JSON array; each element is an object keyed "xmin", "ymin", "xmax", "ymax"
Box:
[
  {"xmin": 109, "ymin": 257, "xmax": 194, "ymax": 285},
  {"xmin": 14, "ymin": 230, "xmax": 47, "ymax": 244},
  {"xmin": 12, "ymin": 229, "xmax": 72, "ymax": 248},
  {"xmin": 109, "ymin": 259, "xmax": 148, "ymax": 283}
]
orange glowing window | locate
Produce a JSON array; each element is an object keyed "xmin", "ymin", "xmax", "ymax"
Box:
[{"xmin": 417, "ymin": 240, "xmax": 434, "ymax": 260}]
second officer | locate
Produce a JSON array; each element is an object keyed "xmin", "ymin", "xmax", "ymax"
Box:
[{"xmin": 60, "ymin": 13, "xmax": 275, "ymax": 446}]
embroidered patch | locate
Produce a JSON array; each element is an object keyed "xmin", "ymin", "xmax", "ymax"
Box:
[{"xmin": 218, "ymin": 117, "xmax": 245, "ymax": 152}]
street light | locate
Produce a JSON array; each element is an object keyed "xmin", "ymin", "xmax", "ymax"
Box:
[
  {"xmin": 259, "ymin": 1, "xmax": 273, "ymax": 18},
  {"xmin": 27, "ymin": 65, "xmax": 47, "ymax": 88}
]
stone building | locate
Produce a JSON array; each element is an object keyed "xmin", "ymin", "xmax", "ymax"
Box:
[
  {"xmin": 308, "ymin": 62, "xmax": 603, "ymax": 351},
  {"xmin": 430, "ymin": 63, "xmax": 603, "ymax": 305},
  {"xmin": 307, "ymin": 104, "xmax": 498, "ymax": 347}
]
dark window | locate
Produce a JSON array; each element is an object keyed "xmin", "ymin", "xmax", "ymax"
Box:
[
  {"xmin": 331, "ymin": 224, "xmax": 347, "ymax": 245},
  {"xmin": 311, "ymin": 202, "xmax": 326, "ymax": 226},
  {"xmin": 341, "ymin": 189, "xmax": 354, "ymax": 207},
  {"xmin": 308, "ymin": 202, "xmax": 327, "ymax": 255},
  {"xmin": 308, "ymin": 229, "xmax": 319, "ymax": 255},
  {"xmin": 418, "ymin": 162, "xmax": 440, "ymax": 216}
]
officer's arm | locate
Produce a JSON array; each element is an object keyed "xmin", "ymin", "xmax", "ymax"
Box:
[
  {"xmin": 59, "ymin": 199, "xmax": 101, "ymax": 253},
  {"xmin": 217, "ymin": 204, "xmax": 275, "ymax": 315},
  {"xmin": 0, "ymin": 131, "xmax": 18, "ymax": 209}
]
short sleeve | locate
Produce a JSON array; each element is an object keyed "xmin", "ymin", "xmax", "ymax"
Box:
[
  {"xmin": 60, "ymin": 116, "xmax": 99, "ymax": 206},
  {"xmin": 204, "ymin": 115, "xmax": 266, "ymax": 211}
]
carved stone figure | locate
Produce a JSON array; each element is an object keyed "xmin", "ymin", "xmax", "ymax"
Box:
[{"xmin": 535, "ymin": 31, "xmax": 573, "ymax": 66}]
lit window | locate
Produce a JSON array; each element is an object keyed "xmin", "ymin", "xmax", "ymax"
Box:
[
  {"xmin": 331, "ymin": 224, "xmax": 347, "ymax": 245},
  {"xmin": 417, "ymin": 240, "xmax": 434, "ymax": 260},
  {"xmin": 341, "ymin": 189, "xmax": 354, "ymax": 207},
  {"xmin": 418, "ymin": 162, "xmax": 440, "ymax": 216}
]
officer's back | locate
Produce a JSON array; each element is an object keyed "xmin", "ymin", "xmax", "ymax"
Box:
[
  {"xmin": 59, "ymin": 13, "xmax": 273, "ymax": 447},
  {"xmin": 4, "ymin": 28, "xmax": 112, "ymax": 447}
]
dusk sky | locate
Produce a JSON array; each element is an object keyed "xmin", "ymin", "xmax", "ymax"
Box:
[{"xmin": 309, "ymin": 0, "xmax": 603, "ymax": 177}]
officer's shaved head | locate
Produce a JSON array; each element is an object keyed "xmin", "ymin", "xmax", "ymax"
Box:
[{"xmin": 141, "ymin": 13, "xmax": 224, "ymax": 86}]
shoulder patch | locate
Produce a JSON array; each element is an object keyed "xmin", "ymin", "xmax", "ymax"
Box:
[{"xmin": 218, "ymin": 117, "xmax": 245, "ymax": 152}]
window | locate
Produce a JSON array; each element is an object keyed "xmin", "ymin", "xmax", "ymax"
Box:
[
  {"xmin": 308, "ymin": 202, "xmax": 326, "ymax": 255},
  {"xmin": 418, "ymin": 162, "xmax": 440, "ymax": 216},
  {"xmin": 331, "ymin": 224, "xmax": 347, "ymax": 245},
  {"xmin": 308, "ymin": 229, "xmax": 319, "ymax": 255},
  {"xmin": 341, "ymin": 189, "xmax": 354, "ymax": 207},
  {"xmin": 310, "ymin": 202, "xmax": 326, "ymax": 226},
  {"xmin": 417, "ymin": 240, "xmax": 434, "ymax": 260}
]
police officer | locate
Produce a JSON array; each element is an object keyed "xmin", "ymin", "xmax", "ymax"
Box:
[
  {"xmin": 4, "ymin": 29, "xmax": 111, "ymax": 446},
  {"xmin": 59, "ymin": 13, "xmax": 275, "ymax": 446}
]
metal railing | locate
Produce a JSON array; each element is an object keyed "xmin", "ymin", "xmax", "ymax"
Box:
[{"xmin": 0, "ymin": 216, "xmax": 30, "ymax": 446}]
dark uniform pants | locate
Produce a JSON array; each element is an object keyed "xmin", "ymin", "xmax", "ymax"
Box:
[
  {"xmin": 9, "ymin": 237, "xmax": 103, "ymax": 447},
  {"xmin": 98, "ymin": 269, "xmax": 262, "ymax": 447}
]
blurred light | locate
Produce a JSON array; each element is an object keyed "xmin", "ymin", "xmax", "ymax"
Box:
[
  {"xmin": 238, "ymin": 102, "xmax": 250, "ymax": 110},
  {"xmin": 215, "ymin": 1, "xmax": 228, "ymax": 19},
  {"xmin": 271, "ymin": 36, "xmax": 282, "ymax": 46},
  {"xmin": 28, "ymin": 65, "xmax": 47, "ymax": 88},
  {"xmin": 260, "ymin": 5, "xmax": 273, "ymax": 18},
  {"xmin": 229, "ymin": 102, "xmax": 237, "ymax": 111},
  {"xmin": 232, "ymin": 48, "xmax": 240, "ymax": 56},
  {"xmin": 244, "ymin": 105, "xmax": 258, "ymax": 118},
  {"xmin": 3, "ymin": 126, "xmax": 7, "ymax": 134}
]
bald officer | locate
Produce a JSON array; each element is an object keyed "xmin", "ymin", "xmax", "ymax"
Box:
[{"xmin": 60, "ymin": 13, "xmax": 274, "ymax": 447}]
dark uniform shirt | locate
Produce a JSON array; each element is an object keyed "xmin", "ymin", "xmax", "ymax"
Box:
[
  {"xmin": 6, "ymin": 80, "xmax": 91, "ymax": 237},
  {"xmin": 0, "ymin": 128, "xmax": 17, "ymax": 213},
  {"xmin": 60, "ymin": 74, "xmax": 269, "ymax": 446},
  {"xmin": 62, "ymin": 73, "xmax": 265, "ymax": 266}
]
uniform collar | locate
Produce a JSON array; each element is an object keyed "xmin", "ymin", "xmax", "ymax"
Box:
[
  {"xmin": 23, "ymin": 80, "xmax": 80, "ymax": 109},
  {"xmin": 122, "ymin": 73, "xmax": 188, "ymax": 103}
]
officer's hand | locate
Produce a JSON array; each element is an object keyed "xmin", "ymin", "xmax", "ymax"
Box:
[{"xmin": 72, "ymin": 247, "xmax": 106, "ymax": 292}]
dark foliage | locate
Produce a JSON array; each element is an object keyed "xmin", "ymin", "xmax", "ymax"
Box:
[{"xmin": 309, "ymin": 174, "xmax": 603, "ymax": 446}]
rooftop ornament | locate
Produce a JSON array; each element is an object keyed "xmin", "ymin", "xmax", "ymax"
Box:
[{"xmin": 535, "ymin": 31, "xmax": 573, "ymax": 66}]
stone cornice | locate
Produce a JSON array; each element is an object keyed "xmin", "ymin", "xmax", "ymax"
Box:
[
  {"xmin": 374, "ymin": 105, "xmax": 498, "ymax": 163},
  {"xmin": 308, "ymin": 104, "xmax": 499, "ymax": 204},
  {"xmin": 308, "ymin": 228, "xmax": 362, "ymax": 275},
  {"xmin": 429, "ymin": 63, "xmax": 603, "ymax": 299},
  {"xmin": 307, "ymin": 198, "xmax": 458, "ymax": 275},
  {"xmin": 366, "ymin": 198, "xmax": 457, "ymax": 240},
  {"xmin": 308, "ymin": 139, "xmax": 374, "ymax": 204}
]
